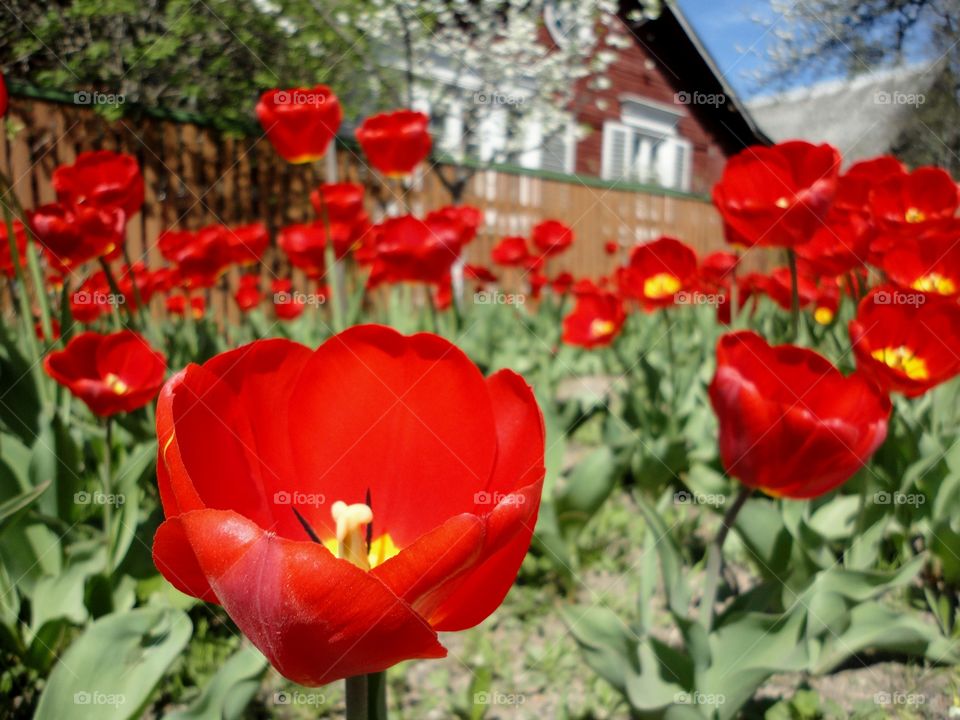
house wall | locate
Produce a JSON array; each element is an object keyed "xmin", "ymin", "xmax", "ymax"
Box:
[{"xmin": 566, "ymin": 17, "xmax": 729, "ymax": 195}]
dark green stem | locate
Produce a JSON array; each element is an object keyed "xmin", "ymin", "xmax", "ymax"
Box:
[
  {"xmin": 787, "ymin": 249, "xmax": 800, "ymax": 341},
  {"xmin": 699, "ymin": 486, "xmax": 752, "ymax": 630},
  {"xmin": 345, "ymin": 674, "xmax": 369, "ymax": 720}
]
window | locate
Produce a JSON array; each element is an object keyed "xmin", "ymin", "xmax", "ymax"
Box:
[{"xmin": 601, "ymin": 97, "xmax": 692, "ymax": 191}]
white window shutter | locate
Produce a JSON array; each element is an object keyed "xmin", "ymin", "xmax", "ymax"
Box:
[{"xmin": 602, "ymin": 122, "xmax": 630, "ymax": 180}]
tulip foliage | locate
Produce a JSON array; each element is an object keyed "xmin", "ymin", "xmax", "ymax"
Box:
[{"xmin": 2, "ymin": 78, "xmax": 960, "ymax": 720}]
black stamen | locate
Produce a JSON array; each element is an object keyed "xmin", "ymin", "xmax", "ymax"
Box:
[
  {"xmin": 365, "ymin": 488, "xmax": 373, "ymax": 549},
  {"xmin": 291, "ymin": 506, "xmax": 322, "ymax": 544}
]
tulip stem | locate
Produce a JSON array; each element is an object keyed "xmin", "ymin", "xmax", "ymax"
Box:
[
  {"xmin": 345, "ymin": 674, "xmax": 369, "ymax": 720},
  {"xmin": 699, "ymin": 486, "xmax": 752, "ymax": 631},
  {"xmin": 102, "ymin": 417, "xmax": 114, "ymax": 573},
  {"xmin": 787, "ymin": 249, "xmax": 800, "ymax": 340}
]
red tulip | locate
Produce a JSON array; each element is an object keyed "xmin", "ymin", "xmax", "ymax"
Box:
[
  {"xmin": 832, "ymin": 156, "xmax": 905, "ymax": 217},
  {"xmin": 234, "ymin": 275, "xmax": 262, "ymax": 312},
  {"xmin": 44, "ymin": 331, "xmax": 166, "ymax": 416},
  {"xmin": 256, "ymin": 86, "xmax": 342, "ymax": 163},
  {"xmin": 813, "ymin": 278, "xmax": 840, "ymax": 325},
  {"xmin": 310, "ymin": 183, "xmax": 365, "ymax": 223},
  {"xmin": 491, "ymin": 236, "xmax": 531, "ymax": 267},
  {"xmin": 709, "ymin": 331, "xmax": 890, "ymax": 498},
  {"xmin": 617, "ymin": 236, "xmax": 698, "ymax": 308},
  {"xmin": 279, "ymin": 223, "xmax": 329, "ymax": 277},
  {"xmin": 29, "ymin": 202, "xmax": 125, "ymax": 270},
  {"xmin": 881, "ymin": 229, "xmax": 960, "ymax": 299},
  {"xmin": 531, "ymin": 220, "xmax": 573, "ymax": 257},
  {"xmin": 551, "ymin": 271, "xmax": 575, "ymax": 295},
  {"xmin": 427, "ymin": 205, "xmax": 482, "ymax": 247},
  {"xmin": 370, "ymin": 215, "xmax": 463, "ymax": 285},
  {"xmin": 712, "ymin": 141, "xmax": 841, "ymax": 248},
  {"xmin": 272, "ymin": 278, "xmax": 305, "ymax": 320},
  {"xmin": 562, "ymin": 284, "xmax": 626, "ymax": 348},
  {"xmin": 166, "ymin": 294, "xmax": 205, "ymax": 319},
  {"xmin": 225, "ymin": 223, "xmax": 270, "ymax": 266},
  {"xmin": 604, "ymin": 241, "xmax": 619, "ymax": 256},
  {"xmin": 699, "ymin": 251, "xmax": 739, "ymax": 288},
  {"xmin": 160, "ymin": 225, "xmax": 233, "ymax": 288},
  {"xmin": 52, "ymin": 150, "xmax": 144, "ymax": 218},
  {"xmin": 151, "ymin": 326, "xmax": 544, "ymax": 685},
  {"xmin": 869, "ymin": 166, "xmax": 958, "ymax": 236},
  {"xmin": 0, "ymin": 219, "xmax": 26, "ymax": 276},
  {"xmin": 762, "ymin": 267, "xmax": 818, "ymax": 311},
  {"xmin": 850, "ymin": 287, "xmax": 960, "ymax": 397},
  {"xmin": 464, "ymin": 264, "xmax": 497, "ymax": 283},
  {"xmin": 795, "ymin": 213, "xmax": 870, "ymax": 278},
  {"xmin": 356, "ymin": 110, "xmax": 431, "ymax": 177}
]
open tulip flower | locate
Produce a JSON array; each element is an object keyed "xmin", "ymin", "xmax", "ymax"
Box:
[
  {"xmin": 850, "ymin": 287, "xmax": 960, "ymax": 397},
  {"xmin": 44, "ymin": 330, "xmax": 167, "ymax": 417},
  {"xmin": 712, "ymin": 140, "xmax": 841, "ymax": 248},
  {"xmin": 869, "ymin": 166, "xmax": 959, "ymax": 236},
  {"xmin": 356, "ymin": 109, "xmax": 432, "ymax": 177},
  {"xmin": 256, "ymin": 86, "xmax": 342, "ymax": 164},
  {"xmin": 151, "ymin": 325, "xmax": 545, "ymax": 686},
  {"xmin": 562, "ymin": 283, "xmax": 626, "ymax": 348},
  {"xmin": 52, "ymin": 150, "xmax": 144, "ymax": 218},
  {"xmin": 880, "ymin": 228, "xmax": 960, "ymax": 298},
  {"xmin": 531, "ymin": 219, "xmax": 574, "ymax": 257},
  {"xmin": 709, "ymin": 331, "xmax": 890, "ymax": 499},
  {"xmin": 491, "ymin": 235, "xmax": 532, "ymax": 267},
  {"xmin": 29, "ymin": 202, "xmax": 125, "ymax": 270},
  {"xmin": 617, "ymin": 236, "xmax": 698, "ymax": 308}
]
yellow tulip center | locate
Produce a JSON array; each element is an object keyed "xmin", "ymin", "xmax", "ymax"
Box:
[
  {"xmin": 643, "ymin": 273, "xmax": 682, "ymax": 300},
  {"xmin": 326, "ymin": 501, "xmax": 399, "ymax": 570},
  {"xmin": 589, "ymin": 319, "xmax": 615, "ymax": 339},
  {"xmin": 904, "ymin": 207, "xmax": 926, "ymax": 223},
  {"xmin": 103, "ymin": 373, "xmax": 129, "ymax": 395},
  {"xmin": 911, "ymin": 273, "xmax": 956, "ymax": 295},
  {"xmin": 775, "ymin": 196, "xmax": 790, "ymax": 209},
  {"xmin": 813, "ymin": 307, "xmax": 834, "ymax": 325},
  {"xmin": 871, "ymin": 346, "xmax": 929, "ymax": 380}
]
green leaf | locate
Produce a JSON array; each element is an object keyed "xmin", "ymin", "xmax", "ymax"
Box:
[
  {"xmin": 555, "ymin": 446, "xmax": 618, "ymax": 541},
  {"xmin": 0, "ymin": 479, "xmax": 50, "ymax": 533},
  {"xmin": 163, "ymin": 644, "xmax": 267, "ymax": 720},
  {"xmin": 34, "ymin": 606, "xmax": 192, "ymax": 720},
  {"xmin": 28, "ymin": 411, "xmax": 82, "ymax": 520},
  {"xmin": 562, "ymin": 605, "xmax": 639, "ymax": 696}
]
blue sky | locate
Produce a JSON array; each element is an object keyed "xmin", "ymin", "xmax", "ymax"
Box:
[{"xmin": 676, "ymin": 0, "xmax": 779, "ymax": 99}]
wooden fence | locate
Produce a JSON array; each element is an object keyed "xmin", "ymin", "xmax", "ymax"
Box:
[{"xmin": 1, "ymin": 95, "xmax": 733, "ymax": 305}]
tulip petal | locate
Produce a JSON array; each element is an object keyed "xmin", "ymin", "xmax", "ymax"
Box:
[{"xmin": 179, "ymin": 508, "xmax": 445, "ymax": 686}]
